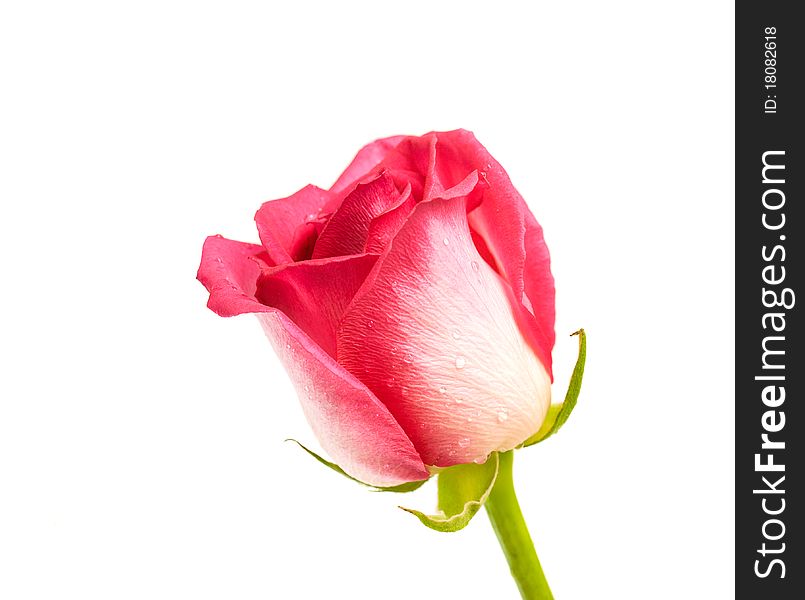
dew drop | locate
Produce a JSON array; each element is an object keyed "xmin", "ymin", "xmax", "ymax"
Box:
[
  {"xmin": 452, "ymin": 330, "xmax": 461, "ymax": 340},
  {"xmin": 367, "ymin": 319, "xmax": 374, "ymax": 328},
  {"xmin": 471, "ymin": 261, "xmax": 479, "ymax": 273},
  {"xmin": 438, "ymin": 385, "xmax": 447, "ymax": 394},
  {"xmin": 458, "ymin": 437, "xmax": 470, "ymax": 449},
  {"xmin": 497, "ymin": 409, "xmax": 509, "ymax": 423},
  {"xmin": 455, "ymin": 356, "xmax": 466, "ymax": 369},
  {"xmin": 442, "ymin": 237, "xmax": 449, "ymax": 246},
  {"xmin": 403, "ymin": 353, "xmax": 414, "ymax": 364},
  {"xmin": 285, "ymin": 343, "xmax": 291, "ymax": 350}
]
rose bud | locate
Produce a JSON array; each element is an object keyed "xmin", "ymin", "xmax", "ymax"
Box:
[{"xmin": 198, "ymin": 130, "xmax": 555, "ymax": 489}]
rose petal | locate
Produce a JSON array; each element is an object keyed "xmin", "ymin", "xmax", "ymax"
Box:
[
  {"xmin": 337, "ymin": 196, "xmax": 551, "ymax": 467},
  {"xmin": 344, "ymin": 134, "xmax": 435, "ymax": 202},
  {"xmin": 330, "ymin": 135, "xmax": 406, "ymax": 194},
  {"xmin": 198, "ymin": 236, "xmax": 427, "ymax": 486},
  {"xmin": 254, "ymin": 184, "xmax": 335, "ymax": 265},
  {"xmin": 258, "ymin": 311, "xmax": 429, "ymax": 487},
  {"xmin": 256, "ymin": 254, "xmax": 378, "ymax": 358},
  {"xmin": 312, "ymin": 173, "xmax": 402, "ymax": 259},
  {"xmin": 364, "ymin": 183, "xmax": 414, "ymax": 254},
  {"xmin": 435, "ymin": 130, "xmax": 555, "ymax": 376},
  {"xmin": 197, "ymin": 235, "xmax": 272, "ymax": 317}
]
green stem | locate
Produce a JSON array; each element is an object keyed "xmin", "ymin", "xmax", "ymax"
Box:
[{"xmin": 484, "ymin": 451, "xmax": 553, "ymax": 600}]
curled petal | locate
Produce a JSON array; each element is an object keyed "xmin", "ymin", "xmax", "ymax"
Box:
[
  {"xmin": 254, "ymin": 185, "xmax": 335, "ymax": 265},
  {"xmin": 312, "ymin": 172, "xmax": 402, "ymax": 259},
  {"xmin": 364, "ymin": 183, "xmax": 414, "ymax": 254},
  {"xmin": 330, "ymin": 135, "xmax": 406, "ymax": 194},
  {"xmin": 197, "ymin": 235, "xmax": 272, "ymax": 317}
]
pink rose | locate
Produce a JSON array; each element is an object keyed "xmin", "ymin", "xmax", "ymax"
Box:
[{"xmin": 198, "ymin": 130, "xmax": 555, "ymax": 488}]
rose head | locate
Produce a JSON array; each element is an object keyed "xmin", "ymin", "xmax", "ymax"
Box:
[{"xmin": 198, "ymin": 130, "xmax": 555, "ymax": 488}]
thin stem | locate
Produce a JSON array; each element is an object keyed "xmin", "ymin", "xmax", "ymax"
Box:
[{"xmin": 484, "ymin": 451, "xmax": 553, "ymax": 600}]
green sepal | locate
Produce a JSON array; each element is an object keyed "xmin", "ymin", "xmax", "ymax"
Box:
[
  {"xmin": 286, "ymin": 439, "xmax": 428, "ymax": 493},
  {"xmin": 523, "ymin": 328, "xmax": 586, "ymax": 447},
  {"xmin": 400, "ymin": 452, "xmax": 499, "ymax": 532}
]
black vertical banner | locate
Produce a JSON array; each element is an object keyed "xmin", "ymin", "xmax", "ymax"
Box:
[{"xmin": 736, "ymin": 2, "xmax": 803, "ymax": 598}]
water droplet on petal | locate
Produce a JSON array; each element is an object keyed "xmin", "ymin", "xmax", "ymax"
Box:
[
  {"xmin": 438, "ymin": 385, "xmax": 447, "ymax": 394},
  {"xmin": 458, "ymin": 437, "xmax": 470, "ymax": 449},
  {"xmin": 497, "ymin": 409, "xmax": 509, "ymax": 423},
  {"xmin": 455, "ymin": 356, "xmax": 466, "ymax": 369},
  {"xmin": 452, "ymin": 330, "xmax": 461, "ymax": 340},
  {"xmin": 442, "ymin": 237, "xmax": 449, "ymax": 246},
  {"xmin": 404, "ymin": 353, "xmax": 414, "ymax": 364},
  {"xmin": 471, "ymin": 261, "xmax": 479, "ymax": 273},
  {"xmin": 367, "ymin": 319, "xmax": 374, "ymax": 328}
]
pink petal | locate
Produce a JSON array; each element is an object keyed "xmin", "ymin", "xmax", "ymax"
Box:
[
  {"xmin": 258, "ymin": 311, "xmax": 429, "ymax": 487},
  {"xmin": 197, "ymin": 235, "xmax": 272, "ymax": 317},
  {"xmin": 255, "ymin": 254, "xmax": 378, "ymax": 358},
  {"xmin": 337, "ymin": 196, "xmax": 551, "ymax": 467},
  {"xmin": 198, "ymin": 236, "xmax": 427, "ymax": 486},
  {"xmin": 254, "ymin": 185, "xmax": 334, "ymax": 265},
  {"xmin": 311, "ymin": 173, "xmax": 402, "ymax": 259},
  {"xmin": 330, "ymin": 135, "xmax": 406, "ymax": 194},
  {"xmin": 436, "ymin": 130, "xmax": 555, "ymax": 376},
  {"xmin": 364, "ymin": 183, "xmax": 415, "ymax": 254},
  {"xmin": 357, "ymin": 135, "xmax": 437, "ymax": 201}
]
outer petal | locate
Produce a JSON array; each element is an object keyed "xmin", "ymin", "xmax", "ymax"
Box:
[
  {"xmin": 258, "ymin": 311, "xmax": 429, "ymax": 487},
  {"xmin": 255, "ymin": 254, "xmax": 378, "ymax": 358},
  {"xmin": 311, "ymin": 172, "xmax": 402, "ymax": 259},
  {"xmin": 337, "ymin": 196, "xmax": 551, "ymax": 467},
  {"xmin": 330, "ymin": 135, "xmax": 406, "ymax": 194},
  {"xmin": 254, "ymin": 185, "xmax": 334, "ymax": 265},
  {"xmin": 197, "ymin": 235, "xmax": 272, "ymax": 317},
  {"xmin": 436, "ymin": 130, "xmax": 555, "ymax": 376},
  {"xmin": 198, "ymin": 236, "xmax": 428, "ymax": 487}
]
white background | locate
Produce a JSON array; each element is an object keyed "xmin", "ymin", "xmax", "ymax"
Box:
[{"xmin": 0, "ymin": 1, "xmax": 734, "ymax": 598}]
